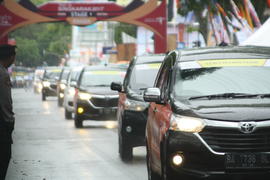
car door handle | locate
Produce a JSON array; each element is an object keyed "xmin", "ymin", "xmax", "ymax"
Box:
[{"xmin": 153, "ymin": 107, "xmax": 158, "ymax": 113}]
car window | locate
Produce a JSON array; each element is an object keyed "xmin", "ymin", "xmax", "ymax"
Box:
[
  {"xmin": 156, "ymin": 59, "xmax": 171, "ymax": 101},
  {"xmin": 128, "ymin": 63, "xmax": 161, "ymax": 90}
]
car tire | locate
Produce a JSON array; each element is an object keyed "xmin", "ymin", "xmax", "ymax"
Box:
[
  {"xmin": 146, "ymin": 144, "xmax": 161, "ymax": 180},
  {"xmin": 119, "ymin": 135, "xmax": 132, "ymax": 162},
  {"xmin": 74, "ymin": 114, "xmax": 83, "ymax": 128},
  {"xmin": 42, "ymin": 93, "xmax": 46, "ymax": 101},
  {"xmin": 65, "ymin": 108, "xmax": 72, "ymax": 119}
]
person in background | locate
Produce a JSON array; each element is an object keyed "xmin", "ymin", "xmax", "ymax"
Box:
[{"xmin": 0, "ymin": 44, "xmax": 16, "ymax": 180}]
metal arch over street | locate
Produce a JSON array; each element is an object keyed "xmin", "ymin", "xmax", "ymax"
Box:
[{"xmin": 0, "ymin": 0, "xmax": 167, "ymax": 53}]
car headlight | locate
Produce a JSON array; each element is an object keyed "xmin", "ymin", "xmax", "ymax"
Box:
[
  {"xmin": 60, "ymin": 83, "xmax": 66, "ymax": 90},
  {"xmin": 170, "ymin": 114, "xmax": 205, "ymax": 133},
  {"xmin": 43, "ymin": 81, "xmax": 50, "ymax": 87},
  {"xmin": 124, "ymin": 99, "xmax": 148, "ymax": 111},
  {"xmin": 78, "ymin": 92, "xmax": 92, "ymax": 100}
]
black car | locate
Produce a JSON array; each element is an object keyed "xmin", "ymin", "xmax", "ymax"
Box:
[
  {"xmin": 144, "ymin": 46, "xmax": 270, "ymax": 180},
  {"xmin": 73, "ymin": 65, "xmax": 126, "ymax": 128},
  {"xmin": 41, "ymin": 66, "xmax": 61, "ymax": 101},
  {"xmin": 111, "ymin": 54, "xmax": 165, "ymax": 161},
  {"xmin": 57, "ymin": 67, "xmax": 71, "ymax": 106}
]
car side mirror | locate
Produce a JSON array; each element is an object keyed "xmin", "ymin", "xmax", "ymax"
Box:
[
  {"xmin": 70, "ymin": 81, "xmax": 77, "ymax": 88},
  {"xmin": 111, "ymin": 82, "xmax": 123, "ymax": 92},
  {"xmin": 143, "ymin": 88, "xmax": 161, "ymax": 103}
]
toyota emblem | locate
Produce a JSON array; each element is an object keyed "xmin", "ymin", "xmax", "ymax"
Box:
[{"xmin": 239, "ymin": 122, "xmax": 256, "ymax": 134}]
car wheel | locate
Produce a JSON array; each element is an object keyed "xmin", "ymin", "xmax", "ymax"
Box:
[
  {"xmin": 42, "ymin": 93, "xmax": 46, "ymax": 101},
  {"xmin": 146, "ymin": 144, "xmax": 161, "ymax": 180},
  {"xmin": 119, "ymin": 135, "xmax": 132, "ymax": 162},
  {"xmin": 65, "ymin": 108, "xmax": 72, "ymax": 119},
  {"xmin": 74, "ymin": 114, "xmax": 83, "ymax": 128}
]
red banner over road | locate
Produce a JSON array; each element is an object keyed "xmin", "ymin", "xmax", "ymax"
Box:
[{"xmin": 0, "ymin": 0, "xmax": 167, "ymax": 53}]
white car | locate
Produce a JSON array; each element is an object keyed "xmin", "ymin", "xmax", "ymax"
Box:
[
  {"xmin": 33, "ymin": 69, "xmax": 44, "ymax": 93},
  {"xmin": 63, "ymin": 67, "xmax": 83, "ymax": 119}
]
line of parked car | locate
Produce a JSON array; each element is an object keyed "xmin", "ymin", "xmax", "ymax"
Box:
[{"xmin": 36, "ymin": 45, "xmax": 270, "ymax": 180}]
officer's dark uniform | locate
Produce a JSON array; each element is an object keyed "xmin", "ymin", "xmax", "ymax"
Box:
[{"xmin": 0, "ymin": 45, "xmax": 15, "ymax": 180}]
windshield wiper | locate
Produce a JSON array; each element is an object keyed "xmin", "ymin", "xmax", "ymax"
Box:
[
  {"xmin": 188, "ymin": 93, "xmax": 259, "ymax": 100},
  {"xmin": 87, "ymin": 84, "xmax": 109, "ymax": 87},
  {"xmin": 253, "ymin": 93, "xmax": 270, "ymax": 98},
  {"xmin": 139, "ymin": 87, "xmax": 149, "ymax": 90}
]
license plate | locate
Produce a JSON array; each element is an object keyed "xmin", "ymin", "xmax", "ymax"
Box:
[{"xmin": 225, "ymin": 153, "xmax": 270, "ymax": 169}]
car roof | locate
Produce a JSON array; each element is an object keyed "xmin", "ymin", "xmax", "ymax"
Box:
[
  {"xmin": 61, "ymin": 67, "xmax": 71, "ymax": 71},
  {"xmin": 71, "ymin": 66, "xmax": 84, "ymax": 71},
  {"xmin": 177, "ymin": 46, "xmax": 270, "ymax": 62},
  {"xmin": 83, "ymin": 65, "xmax": 127, "ymax": 71},
  {"xmin": 44, "ymin": 66, "xmax": 62, "ymax": 70},
  {"xmin": 135, "ymin": 54, "xmax": 165, "ymax": 64}
]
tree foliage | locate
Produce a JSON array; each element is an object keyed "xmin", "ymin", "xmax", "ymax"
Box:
[
  {"xmin": 11, "ymin": 22, "xmax": 71, "ymax": 67},
  {"xmin": 114, "ymin": 23, "xmax": 137, "ymax": 44},
  {"xmin": 15, "ymin": 37, "xmax": 41, "ymax": 67}
]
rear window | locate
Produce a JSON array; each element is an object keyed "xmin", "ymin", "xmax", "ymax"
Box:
[{"xmin": 128, "ymin": 63, "xmax": 161, "ymax": 90}]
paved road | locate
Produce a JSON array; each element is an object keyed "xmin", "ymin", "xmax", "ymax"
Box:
[{"xmin": 6, "ymin": 89, "xmax": 147, "ymax": 180}]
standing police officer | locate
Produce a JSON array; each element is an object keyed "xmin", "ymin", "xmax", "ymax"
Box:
[{"xmin": 0, "ymin": 44, "xmax": 16, "ymax": 180}]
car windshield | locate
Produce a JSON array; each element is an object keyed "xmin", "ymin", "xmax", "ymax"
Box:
[
  {"xmin": 173, "ymin": 59, "xmax": 270, "ymax": 100},
  {"xmin": 129, "ymin": 63, "xmax": 161, "ymax": 90},
  {"xmin": 61, "ymin": 70, "xmax": 70, "ymax": 81},
  {"xmin": 81, "ymin": 70, "xmax": 125, "ymax": 87},
  {"xmin": 44, "ymin": 69, "xmax": 61, "ymax": 80}
]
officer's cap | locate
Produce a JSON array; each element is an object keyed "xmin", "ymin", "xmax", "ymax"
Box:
[{"xmin": 0, "ymin": 44, "xmax": 16, "ymax": 57}]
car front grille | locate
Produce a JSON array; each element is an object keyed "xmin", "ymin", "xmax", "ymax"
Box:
[
  {"xmin": 199, "ymin": 127, "xmax": 270, "ymax": 153},
  {"xmin": 90, "ymin": 97, "xmax": 118, "ymax": 108}
]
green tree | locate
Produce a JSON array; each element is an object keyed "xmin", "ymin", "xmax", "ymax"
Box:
[
  {"xmin": 15, "ymin": 37, "xmax": 41, "ymax": 67},
  {"xmin": 114, "ymin": 23, "xmax": 137, "ymax": 44},
  {"xmin": 11, "ymin": 22, "xmax": 71, "ymax": 67}
]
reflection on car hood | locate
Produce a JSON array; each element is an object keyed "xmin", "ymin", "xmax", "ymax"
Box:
[
  {"xmin": 83, "ymin": 86, "xmax": 118, "ymax": 96},
  {"xmin": 174, "ymin": 99, "xmax": 270, "ymax": 121}
]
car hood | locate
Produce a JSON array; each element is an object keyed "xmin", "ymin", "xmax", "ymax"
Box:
[
  {"xmin": 82, "ymin": 86, "xmax": 118, "ymax": 96},
  {"xmin": 174, "ymin": 99, "xmax": 270, "ymax": 121}
]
